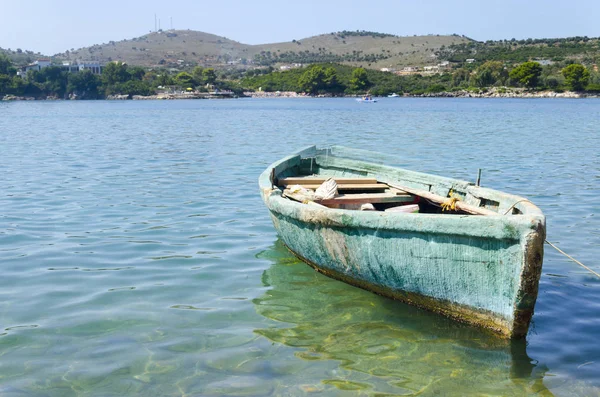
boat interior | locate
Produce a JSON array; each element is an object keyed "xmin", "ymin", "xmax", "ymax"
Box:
[
  {"xmin": 277, "ymin": 175, "xmax": 470, "ymax": 215},
  {"xmin": 269, "ymin": 146, "xmax": 541, "ymax": 217}
]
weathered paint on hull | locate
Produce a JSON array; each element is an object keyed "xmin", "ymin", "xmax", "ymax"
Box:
[{"xmin": 259, "ymin": 146, "xmax": 545, "ymax": 338}]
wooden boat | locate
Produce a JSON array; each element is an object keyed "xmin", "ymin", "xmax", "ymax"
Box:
[{"xmin": 259, "ymin": 146, "xmax": 546, "ymax": 338}]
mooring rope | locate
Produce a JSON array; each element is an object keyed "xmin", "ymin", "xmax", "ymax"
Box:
[
  {"xmin": 545, "ymin": 240, "xmax": 600, "ymax": 279},
  {"xmin": 412, "ymin": 193, "xmax": 597, "ymax": 278}
]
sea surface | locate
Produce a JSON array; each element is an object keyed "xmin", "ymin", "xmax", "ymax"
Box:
[{"xmin": 0, "ymin": 98, "xmax": 598, "ymax": 396}]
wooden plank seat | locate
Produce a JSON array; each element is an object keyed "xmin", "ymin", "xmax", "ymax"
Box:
[
  {"xmin": 315, "ymin": 192, "xmax": 416, "ymax": 206},
  {"xmin": 278, "ymin": 176, "xmax": 387, "ymax": 192},
  {"xmin": 278, "ymin": 177, "xmax": 378, "ymax": 185},
  {"xmin": 282, "ymin": 189, "xmax": 415, "ymax": 206},
  {"xmin": 287, "ymin": 183, "xmax": 389, "ymax": 191}
]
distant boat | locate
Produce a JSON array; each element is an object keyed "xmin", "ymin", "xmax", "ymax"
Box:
[
  {"xmin": 388, "ymin": 93, "xmax": 400, "ymax": 98},
  {"xmin": 259, "ymin": 145, "xmax": 546, "ymax": 338},
  {"xmin": 356, "ymin": 96, "xmax": 377, "ymax": 103}
]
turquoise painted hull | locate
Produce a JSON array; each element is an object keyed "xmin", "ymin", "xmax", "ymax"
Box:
[{"xmin": 259, "ymin": 146, "xmax": 545, "ymax": 338}]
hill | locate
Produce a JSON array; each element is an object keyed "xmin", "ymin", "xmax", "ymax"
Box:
[
  {"xmin": 1, "ymin": 47, "xmax": 48, "ymax": 65},
  {"xmin": 11, "ymin": 30, "xmax": 600, "ymax": 71},
  {"xmin": 51, "ymin": 30, "xmax": 470, "ymax": 69}
]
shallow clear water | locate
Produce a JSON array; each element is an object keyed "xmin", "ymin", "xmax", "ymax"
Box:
[{"xmin": 0, "ymin": 98, "xmax": 598, "ymax": 396}]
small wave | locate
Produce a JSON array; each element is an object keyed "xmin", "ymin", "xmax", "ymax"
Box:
[
  {"xmin": 5, "ymin": 324, "xmax": 39, "ymax": 331},
  {"xmin": 169, "ymin": 305, "xmax": 213, "ymax": 311}
]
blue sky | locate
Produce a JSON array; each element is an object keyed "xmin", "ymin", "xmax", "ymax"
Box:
[{"xmin": 2, "ymin": 0, "xmax": 599, "ymax": 55}]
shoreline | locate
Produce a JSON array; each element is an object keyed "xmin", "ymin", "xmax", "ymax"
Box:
[
  {"xmin": 404, "ymin": 88, "xmax": 598, "ymax": 99},
  {"xmin": 2, "ymin": 89, "xmax": 598, "ymax": 101}
]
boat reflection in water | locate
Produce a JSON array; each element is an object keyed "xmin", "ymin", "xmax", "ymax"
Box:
[{"xmin": 254, "ymin": 240, "xmax": 553, "ymax": 395}]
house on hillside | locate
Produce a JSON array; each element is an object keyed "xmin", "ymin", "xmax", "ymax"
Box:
[
  {"xmin": 24, "ymin": 59, "xmax": 52, "ymax": 72},
  {"xmin": 17, "ymin": 59, "xmax": 104, "ymax": 78},
  {"xmin": 395, "ymin": 66, "xmax": 420, "ymax": 75},
  {"xmin": 279, "ymin": 64, "xmax": 302, "ymax": 70},
  {"xmin": 62, "ymin": 61, "xmax": 104, "ymax": 75},
  {"xmin": 17, "ymin": 59, "xmax": 52, "ymax": 77}
]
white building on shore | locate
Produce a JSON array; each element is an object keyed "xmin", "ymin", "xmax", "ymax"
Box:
[
  {"xmin": 21, "ymin": 59, "xmax": 52, "ymax": 74},
  {"xmin": 62, "ymin": 61, "xmax": 104, "ymax": 75},
  {"xmin": 17, "ymin": 59, "xmax": 104, "ymax": 78}
]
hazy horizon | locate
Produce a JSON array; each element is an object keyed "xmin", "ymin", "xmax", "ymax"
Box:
[{"xmin": 2, "ymin": 0, "xmax": 599, "ymax": 55}]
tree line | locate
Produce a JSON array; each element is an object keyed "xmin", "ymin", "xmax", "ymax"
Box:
[
  {"xmin": 242, "ymin": 60, "xmax": 600, "ymax": 96},
  {"xmin": 0, "ymin": 54, "xmax": 240, "ymax": 99},
  {"xmin": 2, "ymin": 53, "xmax": 599, "ymax": 99}
]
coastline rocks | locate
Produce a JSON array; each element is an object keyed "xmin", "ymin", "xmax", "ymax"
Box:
[
  {"xmin": 2, "ymin": 95, "xmax": 36, "ymax": 101},
  {"xmin": 243, "ymin": 91, "xmax": 306, "ymax": 98},
  {"xmin": 133, "ymin": 93, "xmax": 203, "ymax": 100},
  {"xmin": 410, "ymin": 88, "xmax": 597, "ymax": 99},
  {"xmin": 106, "ymin": 94, "xmax": 130, "ymax": 100}
]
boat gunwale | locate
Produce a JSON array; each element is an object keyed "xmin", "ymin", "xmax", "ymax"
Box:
[{"xmin": 259, "ymin": 146, "xmax": 546, "ymax": 231}]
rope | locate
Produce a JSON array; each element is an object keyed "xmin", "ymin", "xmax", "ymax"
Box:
[
  {"xmin": 441, "ymin": 197, "xmax": 460, "ymax": 211},
  {"xmin": 545, "ymin": 240, "xmax": 600, "ymax": 279},
  {"xmin": 503, "ymin": 199, "xmax": 531, "ymax": 215}
]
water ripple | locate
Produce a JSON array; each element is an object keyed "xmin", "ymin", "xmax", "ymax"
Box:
[{"xmin": 0, "ymin": 99, "xmax": 598, "ymax": 396}]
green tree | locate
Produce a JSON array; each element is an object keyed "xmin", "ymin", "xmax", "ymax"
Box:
[
  {"xmin": 298, "ymin": 65, "xmax": 325, "ymax": 94},
  {"xmin": 192, "ymin": 66, "xmax": 204, "ymax": 83},
  {"xmin": 473, "ymin": 61, "xmax": 508, "ymax": 87},
  {"xmin": 323, "ymin": 67, "xmax": 340, "ymax": 90},
  {"xmin": 0, "ymin": 53, "xmax": 15, "ymax": 75},
  {"xmin": 472, "ymin": 68, "xmax": 494, "ymax": 88},
  {"xmin": 202, "ymin": 68, "xmax": 217, "ymax": 85},
  {"xmin": 8, "ymin": 76, "xmax": 27, "ymax": 95},
  {"xmin": 544, "ymin": 75, "xmax": 561, "ymax": 89},
  {"xmin": 0, "ymin": 74, "xmax": 11, "ymax": 94},
  {"xmin": 127, "ymin": 66, "xmax": 146, "ymax": 81},
  {"xmin": 116, "ymin": 80, "xmax": 155, "ymax": 96},
  {"xmin": 562, "ymin": 63, "xmax": 590, "ymax": 91},
  {"xmin": 451, "ymin": 68, "xmax": 470, "ymax": 87},
  {"xmin": 102, "ymin": 62, "xmax": 129, "ymax": 85},
  {"xmin": 174, "ymin": 71, "xmax": 195, "ymax": 88},
  {"xmin": 509, "ymin": 61, "xmax": 542, "ymax": 88},
  {"xmin": 156, "ymin": 72, "xmax": 174, "ymax": 87},
  {"xmin": 349, "ymin": 67, "xmax": 369, "ymax": 91},
  {"xmin": 30, "ymin": 66, "xmax": 68, "ymax": 97},
  {"xmin": 67, "ymin": 70, "xmax": 101, "ymax": 99}
]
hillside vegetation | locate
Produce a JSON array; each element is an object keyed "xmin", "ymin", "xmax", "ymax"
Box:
[
  {"xmin": 0, "ymin": 47, "xmax": 47, "ymax": 65},
  {"xmin": 3, "ymin": 30, "xmax": 600, "ymax": 100},
  {"xmin": 3, "ymin": 49, "xmax": 598, "ymax": 101},
  {"xmin": 437, "ymin": 36, "xmax": 600, "ymax": 64},
  {"xmin": 49, "ymin": 30, "xmax": 468, "ymax": 69},
  {"xmin": 7, "ymin": 30, "xmax": 600, "ymax": 73},
  {"xmin": 4, "ymin": 30, "xmax": 600, "ymax": 74}
]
